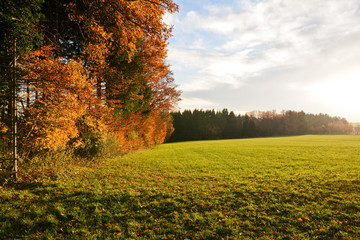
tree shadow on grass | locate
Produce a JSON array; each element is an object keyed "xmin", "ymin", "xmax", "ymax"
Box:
[
  {"xmin": 1, "ymin": 179, "xmax": 360, "ymax": 239},
  {"xmin": 1, "ymin": 180, "xmax": 56, "ymax": 191},
  {"xmin": 1, "ymin": 183, "xmax": 222, "ymax": 239}
]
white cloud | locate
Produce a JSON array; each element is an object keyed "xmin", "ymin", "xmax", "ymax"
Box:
[
  {"xmin": 178, "ymin": 97, "xmax": 219, "ymax": 110},
  {"xmin": 166, "ymin": 0, "xmax": 360, "ymax": 121},
  {"xmin": 179, "ymin": 77, "xmax": 215, "ymax": 92}
]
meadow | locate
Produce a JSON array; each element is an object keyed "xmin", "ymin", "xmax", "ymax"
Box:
[{"xmin": 1, "ymin": 135, "xmax": 360, "ymax": 239}]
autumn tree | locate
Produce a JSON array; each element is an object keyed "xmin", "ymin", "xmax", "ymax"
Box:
[
  {"xmin": 20, "ymin": 46, "xmax": 101, "ymax": 151},
  {"xmin": 11, "ymin": 0, "xmax": 181, "ymax": 154},
  {"xmin": 0, "ymin": 0, "xmax": 45, "ymax": 172}
]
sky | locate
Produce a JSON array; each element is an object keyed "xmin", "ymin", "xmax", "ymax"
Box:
[{"xmin": 163, "ymin": 0, "xmax": 360, "ymax": 122}]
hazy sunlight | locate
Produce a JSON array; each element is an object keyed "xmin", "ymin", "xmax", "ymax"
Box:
[{"xmin": 307, "ymin": 69, "xmax": 360, "ymax": 114}]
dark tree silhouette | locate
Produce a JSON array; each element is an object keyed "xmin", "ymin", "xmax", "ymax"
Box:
[{"xmin": 167, "ymin": 109, "xmax": 353, "ymax": 142}]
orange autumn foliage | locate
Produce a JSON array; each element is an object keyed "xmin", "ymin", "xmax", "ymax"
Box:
[
  {"xmin": 22, "ymin": 46, "xmax": 101, "ymax": 150},
  {"xmin": 15, "ymin": 0, "xmax": 180, "ymax": 154}
]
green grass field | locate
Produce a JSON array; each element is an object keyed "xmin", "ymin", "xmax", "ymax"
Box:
[{"xmin": 1, "ymin": 135, "xmax": 360, "ymax": 239}]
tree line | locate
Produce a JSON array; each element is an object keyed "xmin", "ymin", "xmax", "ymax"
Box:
[
  {"xmin": 0, "ymin": 0, "xmax": 180, "ymax": 158},
  {"xmin": 168, "ymin": 109, "xmax": 353, "ymax": 142}
]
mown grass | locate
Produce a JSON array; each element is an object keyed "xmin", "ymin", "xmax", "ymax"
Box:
[{"xmin": 1, "ymin": 135, "xmax": 360, "ymax": 239}]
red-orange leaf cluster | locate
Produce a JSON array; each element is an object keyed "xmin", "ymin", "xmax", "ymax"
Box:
[{"xmin": 16, "ymin": 0, "xmax": 180, "ymax": 154}]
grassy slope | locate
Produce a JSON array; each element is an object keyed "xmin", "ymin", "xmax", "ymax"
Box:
[{"xmin": 1, "ymin": 135, "xmax": 360, "ymax": 239}]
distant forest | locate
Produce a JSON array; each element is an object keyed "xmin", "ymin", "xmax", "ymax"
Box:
[{"xmin": 168, "ymin": 109, "xmax": 353, "ymax": 142}]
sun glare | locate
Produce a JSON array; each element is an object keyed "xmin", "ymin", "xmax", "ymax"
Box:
[{"xmin": 308, "ymin": 69, "xmax": 360, "ymax": 114}]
